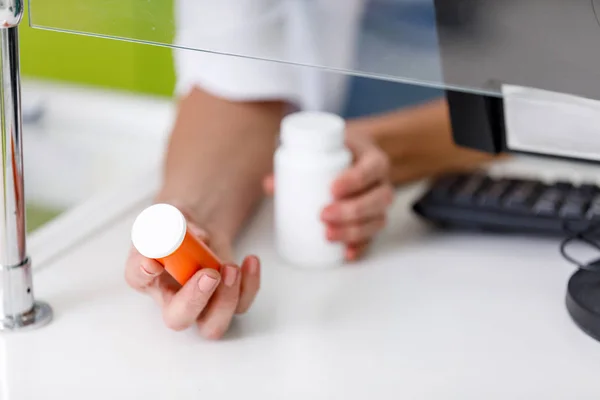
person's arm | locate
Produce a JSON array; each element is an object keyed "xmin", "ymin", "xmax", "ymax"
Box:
[
  {"xmin": 124, "ymin": 86, "xmax": 284, "ymax": 340},
  {"xmin": 125, "ymin": 0, "xmax": 308, "ymax": 339},
  {"xmin": 346, "ymin": 98, "xmax": 503, "ymax": 185},
  {"xmin": 158, "ymin": 87, "xmax": 285, "ymax": 254}
]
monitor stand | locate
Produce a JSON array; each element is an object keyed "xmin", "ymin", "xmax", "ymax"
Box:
[{"xmin": 566, "ymin": 269, "xmax": 600, "ymax": 342}]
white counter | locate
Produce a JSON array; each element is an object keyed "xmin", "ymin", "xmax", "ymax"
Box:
[{"xmin": 2, "ymin": 157, "xmax": 600, "ymax": 399}]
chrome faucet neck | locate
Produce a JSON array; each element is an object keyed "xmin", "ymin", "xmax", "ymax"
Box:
[{"xmin": 0, "ymin": 1, "xmax": 52, "ymax": 332}]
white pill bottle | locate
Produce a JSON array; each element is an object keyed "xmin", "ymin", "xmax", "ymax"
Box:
[{"xmin": 274, "ymin": 111, "xmax": 352, "ymax": 268}]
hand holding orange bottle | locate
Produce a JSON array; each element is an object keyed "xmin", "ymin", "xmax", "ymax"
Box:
[
  {"xmin": 131, "ymin": 204, "xmax": 223, "ymax": 285},
  {"xmin": 125, "ymin": 204, "xmax": 261, "ymax": 339}
]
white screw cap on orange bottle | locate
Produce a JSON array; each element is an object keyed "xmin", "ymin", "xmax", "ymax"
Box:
[{"xmin": 131, "ymin": 204, "xmax": 222, "ymax": 285}]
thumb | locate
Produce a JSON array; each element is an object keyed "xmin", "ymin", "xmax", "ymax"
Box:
[{"xmin": 262, "ymin": 174, "xmax": 275, "ymax": 197}]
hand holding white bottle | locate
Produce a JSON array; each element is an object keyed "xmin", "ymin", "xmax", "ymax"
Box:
[
  {"xmin": 272, "ymin": 112, "xmax": 393, "ymax": 267},
  {"xmin": 274, "ymin": 111, "xmax": 352, "ymax": 268}
]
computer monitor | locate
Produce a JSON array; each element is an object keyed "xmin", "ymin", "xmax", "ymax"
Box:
[{"xmin": 436, "ymin": 0, "xmax": 600, "ymax": 161}]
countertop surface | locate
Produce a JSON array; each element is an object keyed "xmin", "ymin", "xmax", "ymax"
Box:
[{"xmin": 3, "ymin": 158, "xmax": 600, "ymax": 399}]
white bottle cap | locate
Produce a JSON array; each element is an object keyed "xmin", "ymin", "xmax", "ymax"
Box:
[
  {"xmin": 280, "ymin": 111, "xmax": 346, "ymax": 151},
  {"xmin": 131, "ymin": 203, "xmax": 187, "ymax": 259}
]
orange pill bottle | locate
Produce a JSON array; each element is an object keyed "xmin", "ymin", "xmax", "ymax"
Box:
[{"xmin": 131, "ymin": 203, "xmax": 222, "ymax": 285}]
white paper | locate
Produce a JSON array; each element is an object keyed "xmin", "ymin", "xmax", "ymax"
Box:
[{"xmin": 502, "ymin": 84, "xmax": 600, "ymax": 162}]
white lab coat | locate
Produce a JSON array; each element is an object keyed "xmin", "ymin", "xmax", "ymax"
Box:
[{"xmin": 173, "ymin": 0, "xmax": 366, "ymax": 114}]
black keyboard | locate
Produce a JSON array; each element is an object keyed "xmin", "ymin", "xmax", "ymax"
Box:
[{"xmin": 412, "ymin": 172, "xmax": 600, "ymax": 236}]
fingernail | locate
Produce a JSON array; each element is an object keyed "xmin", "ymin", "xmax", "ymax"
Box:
[
  {"xmin": 322, "ymin": 207, "xmax": 336, "ymax": 221},
  {"xmin": 345, "ymin": 248, "xmax": 356, "ymax": 261},
  {"xmin": 387, "ymin": 190, "xmax": 395, "ymax": 205},
  {"xmin": 223, "ymin": 265, "xmax": 238, "ymax": 288},
  {"xmin": 326, "ymin": 228, "xmax": 336, "ymax": 241},
  {"xmin": 248, "ymin": 257, "xmax": 260, "ymax": 275},
  {"xmin": 198, "ymin": 275, "xmax": 218, "ymax": 293}
]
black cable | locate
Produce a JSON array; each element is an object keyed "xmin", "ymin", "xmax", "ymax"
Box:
[{"xmin": 559, "ymin": 220, "xmax": 600, "ymax": 273}]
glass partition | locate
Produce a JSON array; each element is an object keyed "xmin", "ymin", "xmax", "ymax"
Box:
[
  {"xmin": 9, "ymin": 1, "xmax": 600, "ymax": 396},
  {"xmin": 28, "ymin": 0, "xmax": 600, "ymax": 100}
]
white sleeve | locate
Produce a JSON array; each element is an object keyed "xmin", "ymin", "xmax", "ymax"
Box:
[{"xmin": 173, "ymin": 0, "xmax": 301, "ymax": 104}]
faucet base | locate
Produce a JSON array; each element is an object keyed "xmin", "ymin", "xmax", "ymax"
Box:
[
  {"xmin": 1, "ymin": 257, "xmax": 53, "ymax": 332},
  {"xmin": 0, "ymin": 300, "xmax": 53, "ymax": 332},
  {"xmin": 1, "ymin": 256, "xmax": 53, "ymax": 331}
]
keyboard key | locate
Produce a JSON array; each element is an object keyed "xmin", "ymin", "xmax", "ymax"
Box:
[
  {"xmin": 576, "ymin": 183, "xmax": 599, "ymax": 196},
  {"xmin": 504, "ymin": 181, "xmax": 541, "ymax": 211},
  {"xmin": 554, "ymin": 181, "xmax": 574, "ymax": 191},
  {"xmin": 560, "ymin": 191, "xmax": 590, "ymax": 219},
  {"xmin": 431, "ymin": 174, "xmax": 464, "ymax": 200},
  {"xmin": 453, "ymin": 175, "xmax": 489, "ymax": 205},
  {"xmin": 533, "ymin": 201, "xmax": 557, "ymax": 216},
  {"xmin": 590, "ymin": 195, "xmax": 600, "ymax": 208},
  {"xmin": 534, "ymin": 199, "xmax": 560, "ymax": 215},
  {"xmin": 565, "ymin": 191, "xmax": 590, "ymax": 205},
  {"xmin": 586, "ymin": 207, "xmax": 600, "ymax": 220},
  {"xmin": 560, "ymin": 202, "xmax": 587, "ymax": 219},
  {"xmin": 533, "ymin": 187, "xmax": 564, "ymax": 216},
  {"xmin": 539, "ymin": 187, "xmax": 563, "ymax": 203},
  {"xmin": 478, "ymin": 179, "xmax": 513, "ymax": 208},
  {"xmin": 586, "ymin": 195, "xmax": 600, "ymax": 220}
]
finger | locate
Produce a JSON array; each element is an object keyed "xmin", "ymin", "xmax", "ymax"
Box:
[
  {"xmin": 186, "ymin": 222, "xmax": 210, "ymax": 245},
  {"xmin": 322, "ymin": 183, "xmax": 394, "ymax": 223},
  {"xmin": 326, "ymin": 217, "xmax": 386, "ymax": 243},
  {"xmin": 236, "ymin": 255, "xmax": 261, "ymax": 314},
  {"xmin": 344, "ymin": 131, "xmax": 373, "ymax": 156},
  {"xmin": 196, "ymin": 263, "xmax": 242, "ymax": 339},
  {"xmin": 124, "ymin": 248, "xmax": 166, "ymax": 291},
  {"xmin": 162, "ymin": 268, "xmax": 221, "ymax": 332},
  {"xmin": 146, "ymin": 273, "xmax": 181, "ymax": 308},
  {"xmin": 345, "ymin": 241, "xmax": 370, "ymax": 262},
  {"xmin": 262, "ymin": 174, "xmax": 275, "ymax": 197},
  {"xmin": 332, "ymin": 147, "xmax": 390, "ymax": 199}
]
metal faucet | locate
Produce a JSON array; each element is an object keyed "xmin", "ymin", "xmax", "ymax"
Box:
[{"xmin": 0, "ymin": 0, "xmax": 52, "ymax": 331}]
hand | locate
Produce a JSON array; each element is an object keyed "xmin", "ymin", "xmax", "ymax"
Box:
[
  {"xmin": 345, "ymin": 99, "xmax": 502, "ymax": 185},
  {"xmin": 263, "ymin": 132, "xmax": 394, "ymax": 261},
  {"xmin": 124, "ymin": 217, "xmax": 260, "ymax": 339}
]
